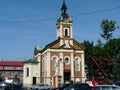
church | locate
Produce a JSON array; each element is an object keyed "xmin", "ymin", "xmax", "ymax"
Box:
[{"xmin": 23, "ymin": 0, "xmax": 86, "ymax": 88}]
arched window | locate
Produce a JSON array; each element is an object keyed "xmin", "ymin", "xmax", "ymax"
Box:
[
  {"xmin": 52, "ymin": 57, "xmax": 58, "ymax": 71},
  {"xmin": 64, "ymin": 56, "xmax": 70, "ymax": 64},
  {"xmin": 74, "ymin": 58, "xmax": 80, "ymax": 71},
  {"xmin": 65, "ymin": 29, "xmax": 68, "ymax": 36},
  {"xmin": 64, "ymin": 28, "xmax": 69, "ymax": 36},
  {"xmin": 26, "ymin": 67, "xmax": 29, "ymax": 77}
]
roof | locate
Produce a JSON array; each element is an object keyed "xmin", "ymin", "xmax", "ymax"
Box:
[
  {"xmin": 0, "ymin": 61, "xmax": 24, "ymax": 66},
  {"xmin": 34, "ymin": 37, "xmax": 85, "ymax": 55},
  {"xmin": 35, "ymin": 45, "xmax": 42, "ymax": 51},
  {"xmin": 24, "ymin": 57, "xmax": 38, "ymax": 63}
]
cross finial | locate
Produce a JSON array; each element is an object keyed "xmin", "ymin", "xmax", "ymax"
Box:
[
  {"xmin": 63, "ymin": 0, "xmax": 65, "ymax": 4},
  {"xmin": 61, "ymin": 0, "xmax": 67, "ymax": 14}
]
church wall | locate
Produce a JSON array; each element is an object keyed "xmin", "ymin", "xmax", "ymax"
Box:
[
  {"xmin": 50, "ymin": 52, "xmax": 60, "ymax": 76},
  {"xmin": 23, "ymin": 63, "xmax": 41, "ymax": 87}
]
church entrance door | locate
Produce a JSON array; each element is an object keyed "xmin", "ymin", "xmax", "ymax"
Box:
[{"xmin": 64, "ymin": 70, "xmax": 71, "ymax": 83}]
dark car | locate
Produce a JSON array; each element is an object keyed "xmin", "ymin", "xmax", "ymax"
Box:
[
  {"xmin": 59, "ymin": 83, "xmax": 71, "ymax": 90},
  {"xmin": 52, "ymin": 83, "xmax": 71, "ymax": 90},
  {"xmin": 65, "ymin": 83, "xmax": 91, "ymax": 90},
  {"xmin": 5, "ymin": 83, "xmax": 23, "ymax": 90},
  {"xmin": 4, "ymin": 83, "xmax": 14, "ymax": 90},
  {"xmin": 115, "ymin": 81, "xmax": 120, "ymax": 86}
]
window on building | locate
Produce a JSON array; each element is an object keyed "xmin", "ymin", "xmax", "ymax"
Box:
[
  {"xmin": 3, "ymin": 66, "xmax": 11, "ymax": 70},
  {"xmin": 15, "ymin": 67, "xmax": 23, "ymax": 70},
  {"xmin": 74, "ymin": 58, "xmax": 80, "ymax": 71},
  {"xmin": 64, "ymin": 57, "xmax": 70, "ymax": 64},
  {"xmin": 26, "ymin": 67, "xmax": 29, "ymax": 77},
  {"xmin": 52, "ymin": 57, "xmax": 57, "ymax": 71},
  {"xmin": 64, "ymin": 28, "xmax": 69, "ymax": 36}
]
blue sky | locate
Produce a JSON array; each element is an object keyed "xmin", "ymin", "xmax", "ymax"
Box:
[{"xmin": 0, "ymin": 0, "xmax": 120, "ymax": 60}]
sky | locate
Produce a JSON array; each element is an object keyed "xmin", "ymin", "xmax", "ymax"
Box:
[{"xmin": 0, "ymin": 0, "xmax": 120, "ymax": 60}]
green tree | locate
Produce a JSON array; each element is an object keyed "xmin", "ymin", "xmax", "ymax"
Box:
[
  {"xmin": 100, "ymin": 19, "xmax": 118, "ymax": 42},
  {"xmin": 104, "ymin": 38, "xmax": 120, "ymax": 81},
  {"xmin": 82, "ymin": 40, "xmax": 99, "ymax": 76},
  {"xmin": 100, "ymin": 19, "xmax": 119, "ymax": 58},
  {"xmin": 93, "ymin": 39, "xmax": 104, "ymax": 56}
]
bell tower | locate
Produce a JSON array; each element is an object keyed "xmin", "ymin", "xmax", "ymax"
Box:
[{"xmin": 56, "ymin": 0, "xmax": 73, "ymax": 47}]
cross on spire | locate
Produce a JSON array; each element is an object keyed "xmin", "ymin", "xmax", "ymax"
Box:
[{"xmin": 61, "ymin": 0, "xmax": 67, "ymax": 14}]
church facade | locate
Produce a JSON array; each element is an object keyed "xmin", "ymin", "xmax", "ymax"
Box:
[{"xmin": 23, "ymin": 0, "xmax": 85, "ymax": 88}]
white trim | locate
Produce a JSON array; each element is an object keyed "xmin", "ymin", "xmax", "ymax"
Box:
[
  {"xmin": 81, "ymin": 53, "xmax": 85, "ymax": 82},
  {"xmin": 47, "ymin": 52, "xmax": 51, "ymax": 77},
  {"xmin": 70, "ymin": 53, "xmax": 74, "ymax": 80},
  {"xmin": 51, "ymin": 55, "xmax": 59, "ymax": 61},
  {"xmin": 60, "ymin": 24, "xmax": 62, "ymax": 38},
  {"xmin": 60, "ymin": 52, "xmax": 63, "ymax": 76},
  {"xmin": 35, "ymin": 53, "xmax": 42, "ymax": 57},
  {"xmin": 70, "ymin": 40, "xmax": 73, "ymax": 45},
  {"xmin": 42, "ymin": 49, "xmax": 84, "ymax": 55},
  {"xmin": 70, "ymin": 26, "xmax": 73, "ymax": 38},
  {"xmin": 60, "ymin": 39, "xmax": 64, "ymax": 46}
]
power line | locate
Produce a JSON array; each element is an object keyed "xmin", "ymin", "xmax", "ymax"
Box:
[
  {"xmin": 71, "ymin": 6, "xmax": 120, "ymax": 17},
  {"xmin": 0, "ymin": 18, "xmax": 57, "ymax": 23},
  {"xmin": 0, "ymin": 6, "xmax": 120, "ymax": 23}
]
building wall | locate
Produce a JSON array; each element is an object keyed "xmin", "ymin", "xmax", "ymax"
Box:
[
  {"xmin": 23, "ymin": 63, "xmax": 40, "ymax": 87},
  {"xmin": 39, "ymin": 48, "xmax": 85, "ymax": 88},
  {"xmin": 0, "ymin": 61, "xmax": 23, "ymax": 83}
]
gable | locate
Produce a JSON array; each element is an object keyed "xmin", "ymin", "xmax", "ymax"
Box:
[
  {"xmin": 50, "ymin": 41, "xmax": 60, "ymax": 49},
  {"xmin": 73, "ymin": 39, "xmax": 85, "ymax": 50}
]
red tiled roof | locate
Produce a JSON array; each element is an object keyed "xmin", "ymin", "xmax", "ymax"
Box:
[{"xmin": 0, "ymin": 61, "xmax": 24, "ymax": 66}]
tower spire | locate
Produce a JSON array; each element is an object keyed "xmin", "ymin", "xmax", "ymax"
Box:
[
  {"xmin": 61, "ymin": 0, "xmax": 67, "ymax": 14},
  {"xmin": 57, "ymin": 0, "xmax": 72, "ymax": 23},
  {"xmin": 63, "ymin": 0, "xmax": 65, "ymax": 4}
]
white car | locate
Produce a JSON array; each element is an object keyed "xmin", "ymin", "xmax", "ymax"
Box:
[
  {"xmin": 0, "ymin": 82, "xmax": 6, "ymax": 87},
  {"xmin": 94, "ymin": 84, "xmax": 120, "ymax": 90},
  {"xmin": 30, "ymin": 83, "xmax": 53, "ymax": 90}
]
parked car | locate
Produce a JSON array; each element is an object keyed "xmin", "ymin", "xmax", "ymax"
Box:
[
  {"xmin": 52, "ymin": 83, "xmax": 71, "ymax": 90},
  {"xmin": 94, "ymin": 84, "xmax": 120, "ymax": 90},
  {"xmin": 0, "ymin": 82, "xmax": 6, "ymax": 87},
  {"xmin": 65, "ymin": 83, "xmax": 91, "ymax": 90},
  {"xmin": 4, "ymin": 83, "xmax": 14, "ymax": 90},
  {"xmin": 4, "ymin": 83, "xmax": 23, "ymax": 90},
  {"xmin": 30, "ymin": 83, "xmax": 53, "ymax": 90},
  {"xmin": 115, "ymin": 81, "xmax": 120, "ymax": 86}
]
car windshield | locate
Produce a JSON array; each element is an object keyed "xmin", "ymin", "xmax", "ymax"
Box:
[
  {"xmin": 95, "ymin": 85, "xmax": 120, "ymax": 90},
  {"xmin": 95, "ymin": 86, "xmax": 100, "ymax": 90},
  {"xmin": 115, "ymin": 82, "xmax": 120, "ymax": 86},
  {"xmin": 61, "ymin": 84, "xmax": 70, "ymax": 87},
  {"xmin": 69, "ymin": 84, "xmax": 80, "ymax": 88},
  {"xmin": 112, "ymin": 86, "xmax": 120, "ymax": 90},
  {"xmin": 39, "ymin": 84, "xmax": 45, "ymax": 86},
  {"xmin": 102, "ymin": 86, "xmax": 111, "ymax": 90}
]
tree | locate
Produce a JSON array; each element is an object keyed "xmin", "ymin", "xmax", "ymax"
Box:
[
  {"xmin": 100, "ymin": 19, "xmax": 119, "ymax": 58},
  {"xmin": 100, "ymin": 19, "xmax": 118, "ymax": 42},
  {"xmin": 104, "ymin": 38, "xmax": 120, "ymax": 81},
  {"xmin": 81, "ymin": 40, "xmax": 99, "ymax": 76},
  {"xmin": 82, "ymin": 38, "xmax": 120, "ymax": 80}
]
